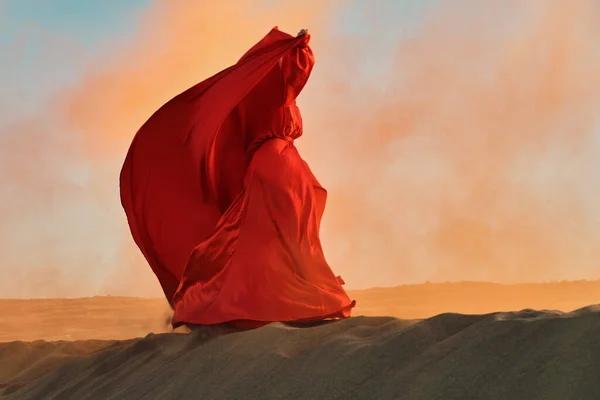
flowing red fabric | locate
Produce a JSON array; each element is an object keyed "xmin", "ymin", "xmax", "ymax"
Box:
[{"xmin": 120, "ymin": 27, "xmax": 355, "ymax": 328}]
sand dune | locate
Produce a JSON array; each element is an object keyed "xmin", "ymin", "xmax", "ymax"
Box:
[
  {"xmin": 2, "ymin": 281, "xmax": 600, "ymax": 399},
  {"xmin": 2, "ymin": 308, "xmax": 600, "ymax": 399}
]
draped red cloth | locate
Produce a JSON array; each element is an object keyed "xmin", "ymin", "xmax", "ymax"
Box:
[{"xmin": 120, "ymin": 27, "xmax": 355, "ymax": 328}]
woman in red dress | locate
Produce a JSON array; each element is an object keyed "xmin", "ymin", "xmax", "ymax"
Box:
[{"xmin": 120, "ymin": 28, "xmax": 355, "ymax": 329}]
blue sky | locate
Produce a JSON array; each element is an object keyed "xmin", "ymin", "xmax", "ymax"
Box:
[
  {"xmin": 1, "ymin": 0, "xmax": 152, "ymax": 119},
  {"xmin": 2, "ymin": 0, "xmax": 151, "ymax": 46},
  {"xmin": 0, "ymin": 0, "xmax": 433, "ymax": 116}
]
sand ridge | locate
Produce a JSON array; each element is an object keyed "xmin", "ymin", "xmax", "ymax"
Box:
[{"xmin": 2, "ymin": 307, "xmax": 600, "ymax": 399}]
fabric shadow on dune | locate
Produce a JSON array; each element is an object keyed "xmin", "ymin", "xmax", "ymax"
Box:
[{"xmin": 120, "ymin": 27, "xmax": 355, "ymax": 328}]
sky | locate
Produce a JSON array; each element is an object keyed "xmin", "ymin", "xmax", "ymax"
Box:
[{"xmin": 1, "ymin": 0, "xmax": 599, "ymax": 298}]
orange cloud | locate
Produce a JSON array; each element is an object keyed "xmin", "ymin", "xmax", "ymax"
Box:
[{"xmin": 2, "ymin": 0, "xmax": 599, "ymax": 298}]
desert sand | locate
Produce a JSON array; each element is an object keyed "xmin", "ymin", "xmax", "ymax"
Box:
[{"xmin": 1, "ymin": 281, "xmax": 600, "ymax": 399}]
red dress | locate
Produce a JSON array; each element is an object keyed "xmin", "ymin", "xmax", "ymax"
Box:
[{"xmin": 120, "ymin": 28, "xmax": 355, "ymax": 328}]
